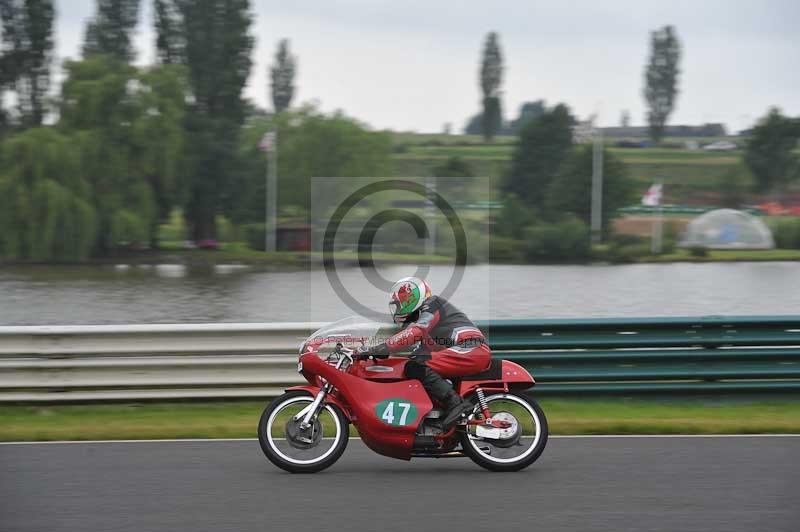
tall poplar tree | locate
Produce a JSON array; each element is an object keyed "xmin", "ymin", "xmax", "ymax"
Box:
[
  {"xmin": 177, "ymin": 0, "xmax": 254, "ymax": 241},
  {"xmin": 82, "ymin": 0, "xmax": 140, "ymax": 62},
  {"xmin": 479, "ymin": 31, "xmax": 503, "ymax": 141},
  {"xmin": 154, "ymin": 0, "xmax": 183, "ymax": 64},
  {"xmin": 270, "ymin": 38, "xmax": 296, "ymax": 113},
  {"xmin": 643, "ymin": 25, "xmax": 681, "ymax": 143},
  {"xmin": 0, "ymin": 0, "xmax": 54, "ymax": 127}
]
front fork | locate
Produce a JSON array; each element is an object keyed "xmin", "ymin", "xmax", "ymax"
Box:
[
  {"xmin": 293, "ymin": 383, "xmax": 331, "ymax": 430},
  {"xmin": 293, "ymin": 350, "xmax": 350, "ymax": 432}
]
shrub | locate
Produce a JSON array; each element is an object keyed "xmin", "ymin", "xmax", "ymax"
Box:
[
  {"xmin": 488, "ymin": 235, "xmax": 526, "ymax": 263},
  {"xmin": 770, "ymin": 218, "xmax": 800, "ymax": 249},
  {"xmin": 243, "ymin": 223, "xmax": 265, "ymax": 251},
  {"xmin": 215, "ymin": 215, "xmax": 234, "ymax": 243},
  {"xmin": 523, "ymin": 216, "xmax": 590, "ymax": 262},
  {"xmin": 111, "ymin": 210, "xmax": 148, "ymax": 249},
  {"xmin": 605, "ymin": 234, "xmax": 651, "ymax": 263},
  {"xmin": 159, "ymin": 209, "xmax": 187, "ymax": 242},
  {"xmin": 607, "ymin": 243, "xmax": 651, "ymax": 263},
  {"xmin": 609, "ymin": 233, "xmax": 647, "ymax": 247},
  {"xmin": 661, "ymin": 220, "xmax": 680, "ymax": 254},
  {"xmin": 689, "ymin": 246, "xmax": 708, "ymax": 257}
]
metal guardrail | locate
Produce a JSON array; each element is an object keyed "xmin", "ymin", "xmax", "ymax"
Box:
[
  {"xmin": 1, "ymin": 316, "xmax": 799, "ymax": 402},
  {"xmin": 484, "ymin": 316, "xmax": 800, "ymax": 394},
  {"xmin": 0, "ymin": 323, "xmax": 324, "ymax": 402}
]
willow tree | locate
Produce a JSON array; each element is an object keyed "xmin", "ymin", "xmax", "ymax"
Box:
[
  {"xmin": 59, "ymin": 56, "xmax": 186, "ymax": 251},
  {"xmin": 0, "ymin": 128, "xmax": 96, "ymax": 261}
]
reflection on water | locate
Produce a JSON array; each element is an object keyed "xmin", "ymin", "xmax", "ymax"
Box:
[{"xmin": 1, "ymin": 262, "xmax": 799, "ymax": 325}]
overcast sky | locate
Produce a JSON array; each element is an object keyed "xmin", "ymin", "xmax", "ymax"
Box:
[{"xmin": 54, "ymin": 0, "xmax": 799, "ymax": 133}]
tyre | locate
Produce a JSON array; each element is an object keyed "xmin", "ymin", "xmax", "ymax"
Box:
[
  {"xmin": 460, "ymin": 392, "xmax": 548, "ymax": 472},
  {"xmin": 258, "ymin": 390, "xmax": 349, "ymax": 473}
]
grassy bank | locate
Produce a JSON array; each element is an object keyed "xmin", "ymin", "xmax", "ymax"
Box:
[
  {"xmin": 0, "ymin": 244, "xmax": 455, "ymax": 268},
  {"xmin": 1, "ymin": 399, "xmax": 798, "ymax": 442},
  {"xmin": 641, "ymin": 249, "xmax": 800, "ymax": 262},
  {"xmin": 390, "ymin": 133, "xmax": 761, "ymax": 205}
]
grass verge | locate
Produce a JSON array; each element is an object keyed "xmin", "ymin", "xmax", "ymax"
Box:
[
  {"xmin": 641, "ymin": 249, "xmax": 800, "ymax": 263},
  {"xmin": 1, "ymin": 399, "xmax": 798, "ymax": 442}
]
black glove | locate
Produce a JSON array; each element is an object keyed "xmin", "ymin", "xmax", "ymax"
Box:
[
  {"xmin": 370, "ymin": 343, "xmax": 390, "ymax": 359},
  {"xmin": 353, "ymin": 346, "xmax": 371, "ymax": 360},
  {"xmin": 354, "ymin": 345, "xmax": 389, "ymax": 361}
]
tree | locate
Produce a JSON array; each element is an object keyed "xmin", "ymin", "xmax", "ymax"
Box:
[
  {"xmin": 504, "ymin": 103, "xmax": 574, "ymax": 209},
  {"xmin": 177, "ymin": 0, "xmax": 254, "ymax": 241},
  {"xmin": 432, "ymin": 156, "xmax": 474, "ymax": 178},
  {"xmin": 432, "ymin": 156, "xmax": 475, "ymax": 198},
  {"xmin": 507, "ymin": 100, "xmax": 546, "ymax": 135},
  {"xmin": 479, "ymin": 32, "xmax": 503, "ymax": 141},
  {"xmin": 82, "ymin": 0, "xmax": 140, "ymax": 62},
  {"xmin": 547, "ymin": 145, "xmax": 635, "ymax": 235},
  {"xmin": 0, "ymin": 128, "xmax": 97, "ymax": 261},
  {"xmin": 463, "ymin": 112, "xmax": 482, "ymax": 135},
  {"xmin": 154, "ymin": 0, "xmax": 183, "ymax": 64},
  {"xmin": 231, "ymin": 106, "xmax": 392, "ymax": 224},
  {"xmin": 0, "ymin": 1, "xmax": 24, "ymax": 87},
  {"xmin": 643, "ymin": 25, "xmax": 680, "ymax": 143},
  {"xmin": 0, "ymin": 0, "xmax": 54, "ymax": 127},
  {"xmin": 744, "ymin": 108, "xmax": 800, "ymax": 196},
  {"xmin": 59, "ymin": 56, "xmax": 186, "ymax": 251},
  {"xmin": 620, "ymin": 109, "xmax": 631, "ymax": 128},
  {"xmin": 270, "ymin": 38, "xmax": 296, "ymax": 113}
]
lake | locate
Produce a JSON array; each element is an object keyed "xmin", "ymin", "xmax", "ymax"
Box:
[{"xmin": 1, "ymin": 262, "xmax": 799, "ymax": 325}]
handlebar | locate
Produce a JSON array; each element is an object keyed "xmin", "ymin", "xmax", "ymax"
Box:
[{"xmin": 333, "ymin": 343, "xmax": 358, "ymax": 359}]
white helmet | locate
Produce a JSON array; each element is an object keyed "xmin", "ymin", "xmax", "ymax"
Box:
[{"xmin": 388, "ymin": 277, "xmax": 432, "ymax": 323}]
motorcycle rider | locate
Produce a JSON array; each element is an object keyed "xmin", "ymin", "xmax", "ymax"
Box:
[{"xmin": 358, "ymin": 277, "xmax": 491, "ymax": 428}]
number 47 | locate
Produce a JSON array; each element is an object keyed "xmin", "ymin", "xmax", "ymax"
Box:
[{"xmin": 382, "ymin": 401, "xmax": 412, "ymax": 425}]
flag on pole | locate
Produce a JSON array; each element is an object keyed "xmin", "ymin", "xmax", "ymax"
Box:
[
  {"xmin": 642, "ymin": 183, "xmax": 663, "ymax": 206},
  {"xmin": 259, "ymin": 131, "xmax": 276, "ymax": 152}
]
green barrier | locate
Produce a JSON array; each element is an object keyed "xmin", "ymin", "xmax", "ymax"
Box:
[{"xmin": 475, "ymin": 316, "xmax": 800, "ymax": 395}]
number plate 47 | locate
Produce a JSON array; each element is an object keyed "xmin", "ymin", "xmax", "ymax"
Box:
[{"xmin": 375, "ymin": 398, "xmax": 419, "ymax": 426}]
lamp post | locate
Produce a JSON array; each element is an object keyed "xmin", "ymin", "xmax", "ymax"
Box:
[
  {"xmin": 590, "ymin": 127, "xmax": 604, "ymax": 244},
  {"xmin": 261, "ymin": 131, "xmax": 278, "ymax": 252}
]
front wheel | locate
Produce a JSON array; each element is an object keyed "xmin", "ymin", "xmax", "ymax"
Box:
[
  {"xmin": 460, "ymin": 392, "xmax": 548, "ymax": 472},
  {"xmin": 258, "ymin": 390, "xmax": 349, "ymax": 473}
]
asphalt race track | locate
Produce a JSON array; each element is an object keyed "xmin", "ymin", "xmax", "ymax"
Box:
[{"xmin": 1, "ymin": 436, "xmax": 798, "ymax": 532}]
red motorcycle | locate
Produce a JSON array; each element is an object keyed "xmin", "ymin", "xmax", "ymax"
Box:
[{"xmin": 258, "ymin": 317, "xmax": 548, "ymax": 473}]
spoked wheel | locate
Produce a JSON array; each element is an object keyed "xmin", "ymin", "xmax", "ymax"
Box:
[
  {"xmin": 460, "ymin": 392, "xmax": 548, "ymax": 472},
  {"xmin": 258, "ymin": 391, "xmax": 349, "ymax": 473}
]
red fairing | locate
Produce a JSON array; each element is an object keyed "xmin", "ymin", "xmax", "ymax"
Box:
[
  {"xmin": 297, "ymin": 353, "xmax": 432, "ymax": 460},
  {"xmin": 457, "ymin": 360, "xmax": 535, "ymax": 396}
]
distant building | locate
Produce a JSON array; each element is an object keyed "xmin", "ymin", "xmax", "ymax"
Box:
[
  {"xmin": 702, "ymin": 140, "xmax": 738, "ymax": 151},
  {"xmin": 601, "ymin": 123, "xmax": 728, "ymax": 138}
]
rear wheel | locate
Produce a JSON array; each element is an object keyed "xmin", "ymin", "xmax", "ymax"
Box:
[
  {"xmin": 258, "ymin": 391, "xmax": 349, "ymax": 473},
  {"xmin": 460, "ymin": 392, "xmax": 548, "ymax": 472}
]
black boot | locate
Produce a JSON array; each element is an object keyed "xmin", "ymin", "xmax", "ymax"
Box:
[{"xmin": 419, "ymin": 367, "xmax": 474, "ymax": 428}]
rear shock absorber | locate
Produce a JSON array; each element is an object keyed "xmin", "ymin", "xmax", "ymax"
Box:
[{"xmin": 475, "ymin": 387, "xmax": 490, "ymax": 420}]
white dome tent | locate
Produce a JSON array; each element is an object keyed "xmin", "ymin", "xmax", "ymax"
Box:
[{"xmin": 679, "ymin": 209, "xmax": 774, "ymax": 249}]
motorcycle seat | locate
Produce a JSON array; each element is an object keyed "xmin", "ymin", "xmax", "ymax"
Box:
[{"xmin": 458, "ymin": 359, "xmax": 503, "ymax": 381}]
